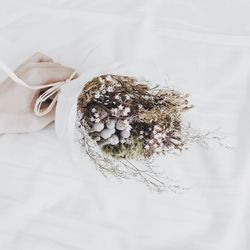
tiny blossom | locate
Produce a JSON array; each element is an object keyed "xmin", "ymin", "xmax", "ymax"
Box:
[
  {"xmin": 125, "ymin": 95, "xmax": 131, "ymax": 100},
  {"xmin": 145, "ymin": 145, "xmax": 150, "ymax": 150},
  {"xmin": 154, "ymin": 125, "xmax": 161, "ymax": 130},
  {"xmin": 95, "ymin": 118, "xmax": 100, "ymax": 123},
  {"xmin": 139, "ymin": 135, "xmax": 143, "ymax": 139},
  {"xmin": 111, "ymin": 108, "xmax": 118, "ymax": 116},
  {"xmin": 138, "ymin": 104, "xmax": 142, "ymax": 109},
  {"xmin": 102, "ymin": 89, "xmax": 106, "ymax": 94},
  {"xmin": 154, "ymin": 133, "xmax": 160, "ymax": 139},
  {"xmin": 95, "ymin": 91, "xmax": 100, "ymax": 98},
  {"xmin": 107, "ymin": 86, "xmax": 114, "ymax": 92},
  {"xmin": 123, "ymin": 107, "xmax": 130, "ymax": 115},
  {"xmin": 124, "ymin": 107, "xmax": 130, "ymax": 113},
  {"xmin": 149, "ymin": 139, "xmax": 154, "ymax": 144},
  {"xmin": 118, "ymin": 105, "xmax": 124, "ymax": 110},
  {"xmin": 94, "ymin": 113, "xmax": 99, "ymax": 118},
  {"xmin": 106, "ymin": 75, "xmax": 112, "ymax": 81},
  {"xmin": 99, "ymin": 77, "xmax": 105, "ymax": 84},
  {"xmin": 115, "ymin": 94, "xmax": 120, "ymax": 100},
  {"xmin": 153, "ymin": 130, "xmax": 157, "ymax": 135},
  {"xmin": 90, "ymin": 117, "xmax": 95, "ymax": 122},
  {"xmin": 123, "ymin": 120, "xmax": 130, "ymax": 127},
  {"xmin": 91, "ymin": 108, "xmax": 96, "ymax": 113},
  {"xmin": 140, "ymin": 131, "xmax": 144, "ymax": 134}
]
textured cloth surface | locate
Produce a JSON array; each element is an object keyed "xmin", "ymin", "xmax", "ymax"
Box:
[{"xmin": 0, "ymin": 1, "xmax": 250, "ymax": 249}]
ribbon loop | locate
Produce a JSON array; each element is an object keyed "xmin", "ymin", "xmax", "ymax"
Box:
[{"xmin": 0, "ymin": 59, "xmax": 74, "ymax": 116}]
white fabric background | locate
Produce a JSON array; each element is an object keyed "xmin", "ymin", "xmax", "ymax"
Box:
[{"xmin": 0, "ymin": 0, "xmax": 250, "ymax": 249}]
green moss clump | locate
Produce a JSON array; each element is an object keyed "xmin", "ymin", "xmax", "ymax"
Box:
[{"xmin": 102, "ymin": 136, "xmax": 145, "ymax": 159}]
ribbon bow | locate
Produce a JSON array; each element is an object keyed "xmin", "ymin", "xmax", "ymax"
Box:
[{"xmin": 0, "ymin": 58, "xmax": 77, "ymax": 116}]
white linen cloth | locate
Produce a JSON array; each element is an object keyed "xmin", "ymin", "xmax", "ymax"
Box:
[{"xmin": 0, "ymin": 0, "xmax": 250, "ymax": 249}]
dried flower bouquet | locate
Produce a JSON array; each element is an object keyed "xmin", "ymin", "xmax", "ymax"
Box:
[{"xmin": 76, "ymin": 74, "xmax": 218, "ymax": 192}]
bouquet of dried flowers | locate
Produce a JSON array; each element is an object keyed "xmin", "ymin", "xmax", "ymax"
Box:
[{"xmin": 76, "ymin": 74, "xmax": 221, "ymax": 192}]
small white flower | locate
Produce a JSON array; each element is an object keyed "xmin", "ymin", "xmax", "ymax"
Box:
[
  {"xmin": 94, "ymin": 113, "xmax": 99, "ymax": 118},
  {"xmin": 139, "ymin": 135, "xmax": 143, "ymax": 139},
  {"xmin": 138, "ymin": 104, "xmax": 142, "ymax": 109},
  {"xmin": 90, "ymin": 117, "xmax": 95, "ymax": 122},
  {"xmin": 149, "ymin": 139, "xmax": 154, "ymax": 144},
  {"xmin": 123, "ymin": 120, "xmax": 130, "ymax": 127},
  {"xmin": 154, "ymin": 133, "xmax": 159, "ymax": 139},
  {"xmin": 115, "ymin": 94, "xmax": 120, "ymax": 100},
  {"xmin": 106, "ymin": 75, "xmax": 112, "ymax": 81},
  {"xmin": 102, "ymin": 89, "xmax": 106, "ymax": 94},
  {"xmin": 155, "ymin": 148, "xmax": 161, "ymax": 153},
  {"xmin": 145, "ymin": 145, "xmax": 150, "ymax": 150},
  {"xmin": 125, "ymin": 95, "xmax": 131, "ymax": 100},
  {"xmin": 140, "ymin": 131, "xmax": 144, "ymax": 135},
  {"xmin": 154, "ymin": 125, "xmax": 161, "ymax": 130},
  {"xmin": 95, "ymin": 91, "xmax": 100, "ymax": 98},
  {"xmin": 107, "ymin": 86, "xmax": 114, "ymax": 92},
  {"xmin": 116, "ymin": 120, "xmax": 126, "ymax": 130},
  {"xmin": 118, "ymin": 105, "xmax": 124, "ymax": 110},
  {"xmin": 99, "ymin": 77, "xmax": 105, "ymax": 83},
  {"xmin": 111, "ymin": 108, "xmax": 118, "ymax": 116},
  {"xmin": 91, "ymin": 108, "xmax": 96, "ymax": 113},
  {"xmin": 153, "ymin": 143, "xmax": 158, "ymax": 148},
  {"xmin": 95, "ymin": 118, "xmax": 100, "ymax": 123},
  {"xmin": 123, "ymin": 107, "xmax": 130, "ymax": 115}
]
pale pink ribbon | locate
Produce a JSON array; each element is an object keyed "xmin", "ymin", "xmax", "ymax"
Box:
[
  {"xmin": 0, "ymin": 48, "xmax": 98, "ymax": 116},
  {"xmin": 0, "ymin": 58, "xmax": 78, "ymax": 116}
]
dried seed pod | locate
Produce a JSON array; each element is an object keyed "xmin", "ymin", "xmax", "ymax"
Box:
[
  {"xmin": 110, "ymin": 134, "xmax": 119, "ymax": 145},
  {"xmin": 93, "ymin": 122, "xmax": 104, "ymax": 132},
  {"xmin": 120, "ymin": 129, "xmax": 130, "ymax": 139},
  {"xmin": 106, "ymin": 119, "xmax": 116, "ymax": 129},
  {"xmin": 116, "ymin": 119, "xmax": 129, "ymax": 130},
  {"xmin": 99, "ymin": 134, "xmax": 119, "ymax": 146},
  {"xmin": 110, "ymin": 128, "xmax": 116, "ymax": 134},
  {"xmin": 100, "ymin": 128, "xmax": 113, "ymax": 139}
]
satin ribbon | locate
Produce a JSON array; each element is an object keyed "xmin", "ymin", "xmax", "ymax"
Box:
[
  {"xmin": 0, "ymin": 59, "xmax": 76, "ymax": 117},
  {"xmin": 0, "ymin": 48, "xmax": 98, "ymax": 117}
]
